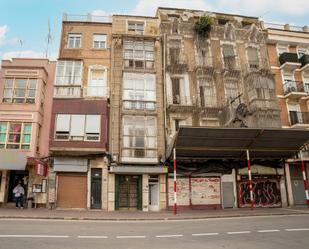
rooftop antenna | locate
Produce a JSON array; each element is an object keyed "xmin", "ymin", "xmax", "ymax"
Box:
[{"xmin": 45, "ymin": 19, "xmax": 53, "ymax": 58}]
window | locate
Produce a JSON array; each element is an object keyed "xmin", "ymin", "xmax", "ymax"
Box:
[
  {"xmin": 86, "ymin": 67, "xmax": 107, "ymax": 97},
  {"xmin": 247, "ymin": 47, "xmax": 259, "ymax": 69},
  {"xmin": 128, "ymin": 22, "xmax": 144, "ymax": 34},
  {"xmin": 303, "ymin": 75, "xmax": 309, "ymax": 94},
  {"xmin": 171, "ymin": 77, "xmax": 190, "ymax": 105},
  {"xmin": 224, "ymin": 80, "xmax": 239, "ymax": 103},
  {"xmin": 54, "ymin": 60, "xmax": 83, "ymax": 97},
  {"xmin": 222, "ymin": 44, "xmax": 236, "ymax": 70},
  {"xmin": 256, "ymin": 80, "xmax": 275, "ymax": 100},
  {"xmin": 122, "ymin": 116, "xmax": 157, "ymax": 159},
  {"xmin": 2, "ymin": 78, "xmax": 36, "ymax": 103},
  {"xmin": 93, "ymin": 34, "xmax": 107, "ymax": 49},
  {"xmin": 123, "ymin": 40, "xmax": 154, "ymax": 69},
  {"xmin": 0, "ymin": 122, "xmax": 32, "ymax": 149},
  {"xmin": 67, "ymin": 33, "xmax": 82, "ymax": 48},
  {"xmin": 198, "ymin": 78, "xmax": 217, "ymax": 107},
  {"xmin": 283, "ymin": 74, "xmax": 296, "ymax": 94},
  {"xmin": 123, "ymin": 73, "xmax": 156, "ymax": 111},
  {"xmin": 55, "ymin": 114, "xmax": 100, "ymax": 141}
]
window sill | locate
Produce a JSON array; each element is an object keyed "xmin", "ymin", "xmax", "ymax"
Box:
[
  {"xmin": 91, "ymin": 48, "xmax": 109, "ymax": 51},
  {"xmin": 53, "ymin": 139, "xmax": 101, "ymax": 143}
]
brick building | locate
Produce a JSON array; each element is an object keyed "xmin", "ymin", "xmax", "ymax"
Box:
[
  {"xmin": 49, "ymin": 14, "xmax": 111, "ymax": 209},
  {"xmin": 265, "ymin": 22, "xmax": 309, "ymax": 206},
  {"xmin": 0, "ymin": 58, "xmax": 55, "ymax": 207}
]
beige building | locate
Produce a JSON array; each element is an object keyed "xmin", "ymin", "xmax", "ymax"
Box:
[
  {"xmin": 265, "ymin": 22, "xmax": 309, "ymax": 206},
  {"xmin": 157, "ymin": 7, "xmax": 284, "ymax": 209},
  {"xmin": 109, "ymin": 14, "xmax": 167, "ymax": 211},
  {"xmin": 0, "ymin": 58, "xmax": 55, "ymax": 207}
]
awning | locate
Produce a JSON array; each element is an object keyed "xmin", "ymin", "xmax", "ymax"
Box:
[
  {"xmin": 53, "ymin": 157, "xmax": 88, "ymax": 172},
  {"xmin": 0, "ymin": 150, "xmax": 27, "ymax": 170},
  {"xmin": 171, "ymin": 127, "xmax": 309, "ymax": 160}
]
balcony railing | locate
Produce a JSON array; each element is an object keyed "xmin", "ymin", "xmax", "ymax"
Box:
[
  {"xmin": 289, "ymin": 111, "xmax": 309, "ymax": 126},
  {"xmin": 223, "ymin": 56, "xmax": 240, "ymax": 71},
  {"xmin": 279, "ymin": 52, "xmax": 300, "ymax": 65},
  {"xmin": 62, "ymin": 13, "xmax": 112, "ymax": 23},
  {"xmin": 83, "ymin": 86, "xmax": 109, "ymax": 98},
  {"xmin": 54, "ymin": 85, "xmax": 82, "ymax": 98},
  {"xmin": 123, "ymin": 100, "xmax": 156, "ymax": 111},
  {"xmin": 264, "ymin": 22, "xmax": 308, "ymax": 32},
  {"xmin": 283, "ymin": 80, "xmax": 305, "ymax": 94},
  {"xmin": 169, "ymin": 95, "xmax": 191, "ymax": 106}
]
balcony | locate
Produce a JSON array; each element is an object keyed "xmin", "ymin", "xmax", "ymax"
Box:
[
  {"xmin": 83, "ymin": 86, "xmax": 109, "ymax": 98},
  {"xmin": 282, "ymin": 80, "xmax": 307, "ymax": 100},
  {"xmin": 167, "ymin": 95, "xmax": 193, "ymax": 112},
  {"xmin": 279, "ymin": 53, "xmax": 301, "ymax": 72},
  {"xmin": 289, "ymin": 111, "xmax": 309, "ymax": 127},
  {"xmin": 300, "ymin": 54, "xmax": 309, "ymax": 73},
  {"xmin": 222, "ymin": 56, "xmax": 241, "ymax": 78}
]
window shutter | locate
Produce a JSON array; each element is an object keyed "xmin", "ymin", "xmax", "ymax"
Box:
[
  {"xmin": 85, "ymin": 115, "xmax": 100, "ymax": 133},
  {"xmin": 56, "ymin": 114, "xmax": 71, "ymax": 132},
  {"xmin": 70, "ymin": 115, "xmax": 85, "ymax": 136}
]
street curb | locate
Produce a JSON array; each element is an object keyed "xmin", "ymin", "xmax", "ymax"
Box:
[{"xmin": 0, "ymin": 211, "xmax": 308, "ymax": 221}]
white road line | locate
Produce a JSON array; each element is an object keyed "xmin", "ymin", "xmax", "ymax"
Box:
[
  {"xmin": 156, "ymin": 234, "xmax": 184, "ymax": 238},
  {"xmin": 77, "ymin": 236, "xmax": 108, "ymax": 239},
  {"xmin": 192, "ymin": 233, "xmax": 219, "ymax": 236},
  {"xmin": 116, "ymin": 235, "xmax": 146, "ymax": 239},
  {"xmin": 227, "ymin": 231, "xmax": 251, "ymax": 235},
  {"xmin": 0, "ymin": 235, "xmax": 69, "ymax": 238},
  {"xmin": 285, "ymin": 228, "xmax": 309, "ymax": 232},
  {"xmin": 257, "ymin": 230, "xmax": 280, "ymax": 233}
]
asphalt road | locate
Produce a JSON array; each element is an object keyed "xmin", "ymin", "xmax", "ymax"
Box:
[{"xmin": 0, "ymin": 215, "xmax": 308, "ymax": 249}]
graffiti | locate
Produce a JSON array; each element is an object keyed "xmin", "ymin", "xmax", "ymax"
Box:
[{"xmin": 239, "ymin": 179, "xmax": 281, "ymax": 207}]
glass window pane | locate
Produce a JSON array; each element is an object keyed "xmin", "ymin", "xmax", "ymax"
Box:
[
  {"xmin": 23, "ymin": 124, "xmax": 32, "ymax": 134},
  {"xmin": 9, "ymin": 134, "xmax": 21, "ymax": 143},
  {"xmin": 0, "ymin": 134, "xmax": 6, "ymax": 143},
  {"xmin": 10, "ymin": 123, "xmax": 21, "ymax": 133},
  {"xmin": 5, "ymin": 79, "xmax": 14, "ymax": 87},
  {"xmin": 15, "ymin": 79, "xmax": 27, "ymax": 88},
  {"xmin": 3, "ymin": 89, "xmax": 13, "ymax": 98},
  {"xmin": 0, "ymin": 123, "xmax": 7, "ymax": 133},
  {"xmin": 28, "ymin": 79, "xmax": 37, "ymax": 88},
  {"xmin": 27, "ymin": 89, "xmax": 36, "ymax": 98},
  {"xmin": 22, "ymin": 134, "xmax": 31, "ymax": 144},
  {"xmin": 14, "ymin": 89, "xmax": 26, "ymax": 98}
]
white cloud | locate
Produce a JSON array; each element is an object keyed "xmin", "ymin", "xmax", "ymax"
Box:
[
  {"xmin": 2, "ymin": 50, "xmax": 45, "ymax": 60},
  {"xmin": 91, "ymin": 9, "xmax": 109, "ymax": 16},
  {"xmin": 0, "ymin": 25, "xmax": 8, "ymax": 46},
  {"xmin": 132, "ymin": 0, "xmax": 212, "ymax": 16}
]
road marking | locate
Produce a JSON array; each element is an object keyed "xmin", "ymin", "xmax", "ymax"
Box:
[
  {"xmin": 285, "ymin": 228, "xmax": 309, "ymax": 232},
  {"xmin": 156, "ymin": 234, "xmax": 184, "ymax": 238},
  {"xmin": 116, "ymin": 235, "xmax": 146, "ymax": 239},
  {"xmin": 192, "ymin": 233, "xmax": 219, "ymax": 236},
  {"xmin": 227, "ymin": 231, "xmax": 251, "ymax": 235},
  {"xmin": 0, "ymin": 235, "xmax": 69, "ymax": 238},
  {"xmin": 77, "ymin": 235, "xmax": 108, "ymax": 239},
  {"xmin": 257, "ymin": 230, "xmax": 280, "ymax": 233}
]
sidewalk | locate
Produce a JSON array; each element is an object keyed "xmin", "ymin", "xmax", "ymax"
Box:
[{"xmin": 0, "ymin": 207, "xmax": 308, "ymax": 221}]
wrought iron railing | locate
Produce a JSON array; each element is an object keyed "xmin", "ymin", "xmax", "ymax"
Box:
[
  {"xmin": 289, "ymin": 111, "xmax": 309, "ymax": 125},
  {"xmin": 283, "ymin": 80, "xmax": 305, "ymax": 94}
]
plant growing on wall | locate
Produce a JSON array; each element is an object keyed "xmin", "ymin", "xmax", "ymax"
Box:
[{"xmin": 194, "ymin": 15, "xmax": 214, "ymax": 38}]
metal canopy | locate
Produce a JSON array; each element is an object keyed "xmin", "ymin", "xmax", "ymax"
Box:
[{"xmin": 173, "ymin": 127, "xmax": 309, "ymax": 159}]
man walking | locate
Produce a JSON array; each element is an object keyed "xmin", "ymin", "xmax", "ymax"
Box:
[{"xmin": 13, "ymin": 181, "xmax": 25, "ymax": 208}]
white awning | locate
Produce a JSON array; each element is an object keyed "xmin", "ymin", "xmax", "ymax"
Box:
[
  {"xmin": 0, "ymin": 150, "xmax": 27, "ymax": 170},
  {"xmin": 53, "ymin": 157, "xmax": 88, "ymax": 172}
]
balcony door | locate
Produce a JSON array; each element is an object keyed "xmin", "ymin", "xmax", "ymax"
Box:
[
  {"xmin": 288, "ymin": 103, "xmax": 302, "ymax": 125},
  {"xmin": 88, "ymin": 66, "xmax": 107, "ymax": 97}
]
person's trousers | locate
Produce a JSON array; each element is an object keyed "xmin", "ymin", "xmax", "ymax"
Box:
[{"xmin": 15, "ymin": 197, "xmax": 23, "ymax": 208}]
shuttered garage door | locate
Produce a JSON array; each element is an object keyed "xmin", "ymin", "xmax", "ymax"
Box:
[{"xmin": 57, "ymin": 174, "xmax": 87, "ymax": 209}]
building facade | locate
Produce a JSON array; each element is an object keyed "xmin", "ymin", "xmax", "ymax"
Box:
[
  {"xmin": 0, "ymin": 58, "xmax": 55, "ymax": 207},
  {"xmin": 49, "ymin": 15, "xmax": 111, "ymax": 210},
  {"xmin": 266, "ymin": 22, "xmax": 309, "ymax": 206},
  {"xmin": 109, "ymin": 14, "xmax": 167, "ymax": 211},
  {"xmin": 157, "ymin": 7, "xmax": 286, "ymax": 210}
]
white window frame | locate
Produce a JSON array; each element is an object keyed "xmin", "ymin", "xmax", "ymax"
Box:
[
  {"xmin": 93, "ymin": 34, "xmax": 107, "ymax": 49},
  {"xmin": 246, "ymin": 46, "xmax": 260, "ymax": 70},
  {"xmin": 123, "ymin": 73, "xmax": 156, "ymax": 111},
  {"xmin": 127, "ymin": 21, "xmax": 145, "ymax": 34},
  {"xmin": 86, "ymin": 65, "xmax": 108, "ymax": 97},
  {"xmin": 55, "ymin": 114, "xmax": 101, "ymax": 142},
  {"xmin": 67, "ymin": 33, "xmax": 82, "ymax": 49},
  {"xmin": 198, "ymin": 78, "xmax": 217, "ymax": 107}
]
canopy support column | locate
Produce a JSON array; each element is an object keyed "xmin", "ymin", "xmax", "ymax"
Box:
[
  {"xmin": 301, "ymin": 160, "xmax": 309, "ymax": 207},
  {"xmin": 173, "ymin": 148, "xmax": 177, "ymax": 215},
  {"xmin": 246, "ymin": 150, "xmax": 254, "ymax": 210}
]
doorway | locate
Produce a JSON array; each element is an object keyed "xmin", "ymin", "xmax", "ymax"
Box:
[
  {"xmin": 116, "ymin": 175, "xmax": 142, "ymax": 210},
  {"xmin": 149, "ymin": 176, "xmax": 159, "ymax": 211},
  {"xmin": 91, "ymin": 168, "xmax": 102, "ymax": 209},
  {"xmin": 8, "ymin": 170, "xmax": 28, "ymax": 203}
]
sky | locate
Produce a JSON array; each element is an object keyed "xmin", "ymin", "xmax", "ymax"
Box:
[{"xmin": 0, "ymin": 0, "xmax": 309, "ymax": 61}]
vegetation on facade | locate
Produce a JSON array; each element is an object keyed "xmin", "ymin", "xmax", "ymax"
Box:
[{"xmin": 194, "ymin": 15, "xmax": 214, "ymax": 38}]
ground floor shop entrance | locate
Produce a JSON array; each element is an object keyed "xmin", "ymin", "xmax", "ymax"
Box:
[
  {"xmin": 149, "ymin": 176, "xmax": 159, "ymax": 211},
  {"xmin": 8, "ymin": 170, "xmax": 28, "ymax": 203},
  {"xmin": 115, "ymin": 175, "xmax": 142, "ymax": 210},
  {"xmin": 57, "ymin": 174, "xmax": 87, "ymax": 209},
  {"xmin": 290, "ymin": 164, "xmax": 307, "ymax": 205}
]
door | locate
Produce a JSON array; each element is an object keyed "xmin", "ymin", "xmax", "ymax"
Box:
[
  {"xmin": 118, "ymin": 175, "xmax": 139, "ymax": 210},
  {"xmin": 8, "ymin": 170, "xmax": 28, "ymax": 203},
  {"xmin": 290, "ymin": 165, "xmax": 307, "ymax": 205},
  {"xmin": 91, "ymin": 168, "xmax": 102, "ymax": 209},
  {"xmin": 57, "ymin": 174, "xmax": 87, "ymax": 208},
  {"xmin": 149, "ymin": 183, "xmax": 159, "ymax": 211},
  {"xmin": 222, "ymin": 182, "xmax": 234, "ymax": 208}
]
